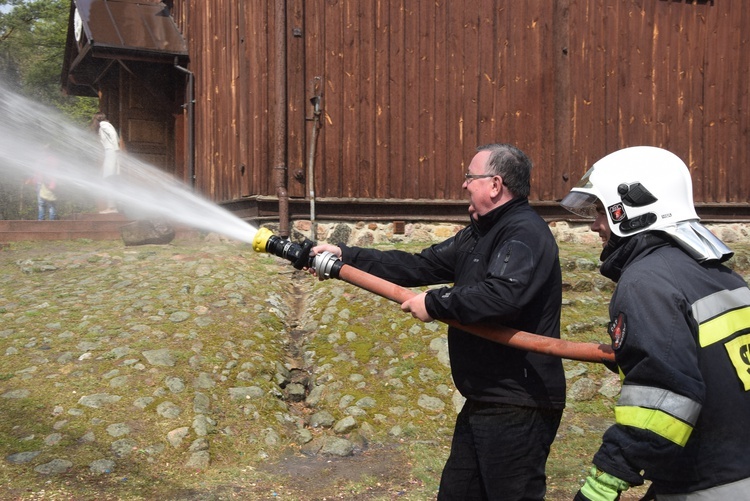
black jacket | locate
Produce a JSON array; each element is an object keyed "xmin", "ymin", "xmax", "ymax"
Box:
[
  {"xmin": 593, "ymin": 233, "xmax": 750, "ymax": 495},
  {"xmin": 340, "ymin": 197, "xmax": 566, "ymax": 409}
]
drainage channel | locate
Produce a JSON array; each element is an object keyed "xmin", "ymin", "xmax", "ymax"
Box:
[{"xmin": 276, "ymin": 269, "xmax": 315, "ymax": 403}]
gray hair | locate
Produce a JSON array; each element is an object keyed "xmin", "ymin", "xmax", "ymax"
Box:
[{"xmin": 476, "ymin": 143, "xmax": 532, "ymax": 198}]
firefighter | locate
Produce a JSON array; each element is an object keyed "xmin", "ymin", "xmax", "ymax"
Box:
[{"xmin": 561, "ymin": 146, "xmax": 750, "ymax": 500}]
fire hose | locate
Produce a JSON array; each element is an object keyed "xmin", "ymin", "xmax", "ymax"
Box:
[{"xmin": 252, "ymin": 228, "xmax": 616, "ymax": 365}]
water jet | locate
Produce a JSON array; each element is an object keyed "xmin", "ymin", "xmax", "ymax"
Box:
[{"xmin": 0, "ymin": 83, "xmax": 258, "ymax": 244}]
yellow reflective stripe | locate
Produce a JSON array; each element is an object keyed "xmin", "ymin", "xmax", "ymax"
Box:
[
  {"xmin": 618, "ymin": 385, "xmax": 701, "ymax": 425},
  {"xmin": 698, "ymin": 306, "xmax": 750, "ymax": 347},
  {"xmin": 615, "ymin": 406, "xmax": 693, "ymax": 446}
]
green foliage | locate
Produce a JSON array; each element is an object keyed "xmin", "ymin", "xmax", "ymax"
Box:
[
  {"xmin": 0, "ymin": 0, "xmax": 98, "ymax": 123},
  {"xmin": 0, "ymin": 1, "xmax": 99, "ymax": 220}
]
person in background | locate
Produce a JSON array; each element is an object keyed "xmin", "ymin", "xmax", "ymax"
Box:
[
  {"xmin": 91, "ymin": 112, "xmax": 120, "ymax": 214},
  {"xmin": 560, "ymin": 146, "xmax": 750, "ymax": 500},
  {"xmin": 26, "ymin": 146, "xmax": 58, "ymax": 221},
  {"xmin": 310, "ymin": 143, "xmax": 566, "ymax": 500}
]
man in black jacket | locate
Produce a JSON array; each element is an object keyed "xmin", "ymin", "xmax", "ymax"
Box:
[
  {"xmin": 561, "ymin": 146, "xmax": 750, "ymax": 500},
  {"xmin": 311, "ymin": 143, "xmax": 566, "ymax": 500}
]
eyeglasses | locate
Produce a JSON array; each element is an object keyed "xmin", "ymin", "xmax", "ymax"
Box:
[{"xmin": 464, "ymin": 173, "xmax": 495, "ymax": 184}]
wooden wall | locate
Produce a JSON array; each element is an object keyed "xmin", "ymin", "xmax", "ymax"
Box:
[{"xmin": 170, "ymin": 0, "xmax": 750, "ymax": 210}]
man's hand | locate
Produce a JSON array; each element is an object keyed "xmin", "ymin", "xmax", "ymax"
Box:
[
  {"xmin": 307, "ymin": 244, "xmax": 342, "ymax": 280},
  {"xmin": 574, "ymin": 467, "xmax": 630, "ymax": 501},
  {"xmin": 401, "ymin": 291, "xmax": 433, "ymax": 322}
]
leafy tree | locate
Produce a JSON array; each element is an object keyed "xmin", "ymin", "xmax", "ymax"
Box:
[
  {"xmin": 0, "ymin": 0, "xmax": 97, "ymax": 124},
  {"xmin": 1, "ymin": 0, "xmax": 98, "ymax": 219}
]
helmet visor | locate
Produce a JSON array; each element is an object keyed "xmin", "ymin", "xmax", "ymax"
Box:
[{"xmin": 560, "ymin": 190, "xmax": 599, "ymax": 218}]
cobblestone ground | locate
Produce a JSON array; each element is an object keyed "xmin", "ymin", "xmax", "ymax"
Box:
[{"xmin": 1, "ymin": 231, "xmax": 748, "ymax": 500}]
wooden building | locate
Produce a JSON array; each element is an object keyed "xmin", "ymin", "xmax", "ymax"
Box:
[{"xmin": 62, "ymin": 0, "xmax": 750, "ymax": 234}]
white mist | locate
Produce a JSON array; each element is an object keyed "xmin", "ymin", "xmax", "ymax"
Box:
[{"xmin": 0, "ymin": 84, "xmax": 258, "ymax": 244}]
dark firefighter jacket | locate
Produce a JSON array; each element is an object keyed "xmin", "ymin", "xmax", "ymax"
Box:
[
  {"xmin": 339, "ymin": 197, "xmax": 566, "ymax": 409},
  {"xmin": 593, "ymin": 232, "xmax": 750, "ymax": 495}
]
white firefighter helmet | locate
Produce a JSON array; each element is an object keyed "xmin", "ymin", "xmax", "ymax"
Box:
[{"xmin": 561, "ymin": 146, "xmax": 732, "ymax": 262}]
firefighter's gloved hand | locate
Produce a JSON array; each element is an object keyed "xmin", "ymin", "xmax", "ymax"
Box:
[{"xmin": 574, "ymin": 467, "xmax": 630, "ymax": 501}]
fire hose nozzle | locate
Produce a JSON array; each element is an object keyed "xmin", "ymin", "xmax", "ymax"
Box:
[
  {"xmin": 252, "ymin": 227, "xmax": 343, "ymax": 277},
  {"xmin": 252, "ymin": 227, "xmax": 275, "ymax": 254}
]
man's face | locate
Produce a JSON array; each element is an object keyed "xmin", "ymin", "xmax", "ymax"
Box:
[
  {"xmin": 463, "ymin": 150, "xmax": 496, "ymax": 220},
  {"xmin": 591, "ymin": 200, "xmax": 612, "ymax": 248}
]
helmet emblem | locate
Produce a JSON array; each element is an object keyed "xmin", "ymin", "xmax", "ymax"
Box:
[{"xmin": 608, "ymin": 203, "xmax": 626, "ymax": 223}]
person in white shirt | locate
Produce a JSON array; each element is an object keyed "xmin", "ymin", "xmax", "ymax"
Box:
[{"xmin": 91, "ymin": 112, "xmax": 120, "ymax": 214}]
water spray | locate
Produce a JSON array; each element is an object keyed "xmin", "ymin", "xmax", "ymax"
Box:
[
  {"xmin": 0, "ymin": 84, "xmax": 259, "ymax": 244},
  {"xmin": 252, "ymin": 228, "xmax": 616, "ymax": 364}
]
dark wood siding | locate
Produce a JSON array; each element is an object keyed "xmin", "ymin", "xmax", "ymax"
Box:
[{"xmin": 170, "ymin": 0, "xmax": 750, "ymax": 211}]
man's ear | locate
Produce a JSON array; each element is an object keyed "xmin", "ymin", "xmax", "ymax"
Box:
[{"xmin": 492, "ymin": 176, "xmax": 504, "ymax": 195}]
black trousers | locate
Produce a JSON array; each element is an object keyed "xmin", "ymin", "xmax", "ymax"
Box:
[{"xmin": 438, "ymin": 400, "xmax": 563, "ymax": 501}]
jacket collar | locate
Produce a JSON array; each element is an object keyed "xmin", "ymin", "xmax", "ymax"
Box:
[
  {"xmin": 470, "ymin": 197, "xmax": 528, "ymax": 236},
  {"xmin": 600, "ymin": 232, "xmax": 672, "ymax": 282}
]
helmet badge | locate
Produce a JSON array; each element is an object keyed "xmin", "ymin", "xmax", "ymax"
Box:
[{"xmin": 608, "ymin": 203, "xmax": 626, "ymax": 223}]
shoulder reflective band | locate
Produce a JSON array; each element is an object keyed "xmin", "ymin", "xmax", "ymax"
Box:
[
  {"xmin": 692, "ymin": 287, "xmax": 750, "ymax": 347},
  {"xmin": 615, "ymin": 385, "xmax": 701, "ymax": 446}
]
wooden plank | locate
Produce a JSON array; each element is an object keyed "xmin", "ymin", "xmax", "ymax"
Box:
[
  {"xmin": 237, "ymin": 0, "xmax": 249, "ymax": 196},
  {"xmin": 738, "ymin": 2, "xmax": 750, "ymax": 203},
  {"xmin": 305, "ymin": 0, "xmax": 325, "ymax": 203},
  {"xmin": 703, "ymin": 0, "xmax": 723, "ymax": 202},
  {"xmin": 553, "ymin": 0, "xmax": 572, "ymax": 200},
  {"xmin": 432, "ymin": 0, "xmax": 452, "ymax": 199},
  {"xmin": 640, "ymin": 0, "xmax": 658, "ymax": 148},
  {"xmin": 445, "ymin": 1, "xmax": 466, "ymax": 198},
  {"xmin": 287, "ymin": 0, "xmax": 306, "ymax": 198},
  {"xmin": 388, "ymin": 0, "xmax": 406, "ymax": 199},
  {"xmin": 460, "ymin": 2, "xmax": 480, "ymax": 166},
  {"xmin": 321, "ymin": 0, "xmax": 344, "ymax": 198},
  {"xmin": 341, "ymin": 0, "xmax": 360, "ymax": 198},
  {"xmin": 252, "ymin": 1, "xmax": 271, "ymax": 198},
  {"xmin": 416, "ymin": 0, "xmax": 436, "ymax": 199},
  {"xmin": 569, "ymin": 0, "xmax": 604, "ymax": 172},
  {"xmin": 508, "ymin": 1, "xmax": 537, "ymax": 166},
  {"xmin": 653, "ymin": 1, "xmax": 672, "ymax": 153},
  {"xmin": 357, "ymin": 1, "xmax": 376, "ymax": 199},
  {"xmin": 683, "ymin": 1, "xmax": 708, "ymax": 200},
  {"xmin": 533, "ymin": 1, "xmax": 557, "ymax": 201},
  {"xmin": 228, "ymin": 0, "xmax": 240, "ymax": 200},
  {"xmin": 195, "ymin": 1, "xmax": 210, "ymax": 196},
  {"xmin": 476, "ymin": 0, "xmax": 496, "ymax": 147},
  {"xmin": 718, "ymin": 0, "xmax": 741, "ymax": 203},
  {"xmin": 373, "ymin": 0, "xmax": 390, "ymax": 199},
  {"xmin": 619, "ymin": 0, "xmax": 645, "ymax": 149},
  {"xmin": 513, "ymin": 1, "xmax": 556, "ymax": 201},
  {"xmin": 402, "ymin": 1, "xmax": 420, "ymax": 198},
  {"xmin": 496, "ymin": 2, "xmax": 518, "ymax": 143}
]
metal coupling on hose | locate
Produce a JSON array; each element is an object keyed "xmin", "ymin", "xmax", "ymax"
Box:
[{"xmin": 312, "ymin": 251, "xmax": 343, "ymax": 279}]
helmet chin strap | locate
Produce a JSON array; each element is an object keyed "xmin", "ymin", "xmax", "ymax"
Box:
[{"xmin": 660, "ymin": 221, "xmax": 734, "ymax": 263}]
